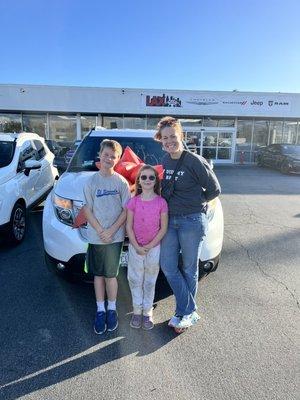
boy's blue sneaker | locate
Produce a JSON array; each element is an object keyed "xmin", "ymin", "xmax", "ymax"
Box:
[
  {"xmin": 107, "ymin": 309, "xmax": 118, "ymax": 332},
  {"xmin": 94, "ymin": 311, "xmax": 106, "ymax": 335}
]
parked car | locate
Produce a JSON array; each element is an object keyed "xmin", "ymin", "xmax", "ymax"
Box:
[
  {"xmin": 64, "ymin": 140, "xmax": 82, "ymax": 165},
  {"xmin": 256, "ymin": 144, "xmax": 300, "ymax": 174},
  {"xmin": 0, "ymin": 132, "xmax": 59, "ymax": 244},
  {"xmin": 43, "ymin": 128, "xmax": 224, "ymax": 281},
  {"xmin": 45, "ymin": 139, "xmax": 69, "ymax": 173}
]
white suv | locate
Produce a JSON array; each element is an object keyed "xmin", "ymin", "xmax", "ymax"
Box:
[
  {"xmin": 0, "ymin": 132, "xmax": 59, "ymax": 244},
  {"xmin": 43, "ymin": 128, "xmax": 223, "ymax": 280}
]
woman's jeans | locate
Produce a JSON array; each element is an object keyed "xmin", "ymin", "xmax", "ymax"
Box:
[{"xmin": 160, "ymin": 212, "xmax": 208, "ymax": 316}]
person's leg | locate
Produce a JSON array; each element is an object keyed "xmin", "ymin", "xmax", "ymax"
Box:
[
  {"xmin": 160, "ymin": 216, "xmax": 194, "ymax": 316},
  {"xmin": 104, "ymin": 242, "xmax": 122, "ymax": 331},
  {"xmin": 94, "ymin": 276, "xmax": 106, "ymax": 301},
  {"xmin": 105, "ymin": 277, "xmax": 118, "ymax": 302},
  {"xmin": 142, "ymin": 245, "xmax": 160, "ymax": 316},
  {"xmin": 127, "ymin": 244, "xmax": 144, "ymax": 316},
  {"xmin": 179, "ymin": 213, "xmax": 207, "ymax": 301}
]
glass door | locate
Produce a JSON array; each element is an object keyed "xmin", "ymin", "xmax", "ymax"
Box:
[
  {"xmin": 201, "ymin": 129, "xmax": 235, "ymax": 163},
  {"xmin": 183, "ymin": 127, "xmax": 236, "ymax": 163}
]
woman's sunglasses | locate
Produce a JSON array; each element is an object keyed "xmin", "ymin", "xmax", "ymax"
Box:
[{"xmin": 140, "ymin": 175, "xmax": 156, "ymax": 181}]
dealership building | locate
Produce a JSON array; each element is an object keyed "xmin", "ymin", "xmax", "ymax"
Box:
[{"xmin": 0, "ymin": 84, "xmax": 299, "ymax": 164}]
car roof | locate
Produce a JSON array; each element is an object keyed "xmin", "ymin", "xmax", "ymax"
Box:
[
  {"xmin": 0, "ymin": 132, "xmax": 44, "ymax": 142},
  {"xmin": 89, "ymin": 128, "xmax": 156, "ymax": 139}
]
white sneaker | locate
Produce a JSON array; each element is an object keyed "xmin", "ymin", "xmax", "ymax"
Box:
[
  {"xmin": 177, "ymin": 311, "xmax": 200, "ymax": 329},
  {"xmin": 168, "ymin": 315, "xmax": 181, "ymax": 328}
]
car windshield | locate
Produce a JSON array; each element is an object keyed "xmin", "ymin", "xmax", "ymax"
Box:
[
  {"xmin": 68, "ymin": 136, "xmax": 164, "ymax": 172},
  {"xmin": 0, "ymin": 141, "xmax": 16, "ymax": 168},
  {"xmin": 281, "ymin": 145, "xmax": 300, "ymax": 156}
]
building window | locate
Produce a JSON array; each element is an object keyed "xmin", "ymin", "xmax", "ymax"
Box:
[
  {"xmin": 179, "ymin": 118, "xmax": 203, "ymax": 127},
  {"xmin": 124, "ymin": 116, "xmax": 146, "ymax": 129},
  {"xmin": 49, "ymin": 115, "xmax": 77, "ymax": 146},
  {"xmin": 0, "ymin": 113, "xmax": 22, "ymax": 132},
  {"xmin": 146, "ymin": 117, "xmax": 161, "ymax": 130},
  {"xmin": 282, "ymin": 120, "xmax": 298, "ymax": 144},
  {"xmin": 236, "ymin": 119, "xmax": 253, "ymax": 162},
  {"xmin": 103, "ymin": 115, "xmax": 123, "ymax": 129},
  {"xmin": 22, "ymin": 114, "xmax": 47, "ymax": 138},
  {"xmin": 269, "ymin": 120, "xmax": 283, "ymax": 143},
  {"xmin": 81, "ymin": 115, "xmax": 97, "ymax": 136}
]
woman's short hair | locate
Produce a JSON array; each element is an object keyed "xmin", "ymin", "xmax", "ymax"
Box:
[{"xmin": 154, "ymin": 116, "xmax": 183, "ymax": 141}]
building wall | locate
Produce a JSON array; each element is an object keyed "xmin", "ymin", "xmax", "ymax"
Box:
[{"xmin": 0, "ymin": 84, "xmax": 299, "ymax": 162}]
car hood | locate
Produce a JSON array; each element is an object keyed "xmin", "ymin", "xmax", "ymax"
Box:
[
  {"xmin": 0, "ymin": 166, "xmax": 15, "ymax": 185},
  {"xmin": 54, "ymin": 171, "xmax": 96, "ymax": 201}
]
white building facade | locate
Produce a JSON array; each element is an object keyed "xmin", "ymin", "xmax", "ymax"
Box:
[{"xmin": 0, "ymin": 84, "xmax": 299, "ymax": 163}]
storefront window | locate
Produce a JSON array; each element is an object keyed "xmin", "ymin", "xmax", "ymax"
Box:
[
  {"xmin": 124, "ymin": 116, "xmax": 146, "ymax": 129},
  {"xmin": 22, "ymin": 114, "xmax": 47, "ymax": 138},
  {"xmin": 235, "ymin": 119, "xmax": 253, "ymax": 162},
  {"xmin": 81, "ymin": 115, "xmax": 97, "ymax": 136},
  {"xmin": 146, "ymin": 117, "xmax": 161, "ymax": 130},
  {"xmin": 0, "ymin": 113, "xmax": 22, "ymax": 132},
  {"xmin": 179, "ymin": 118, "xmax": 203, "ymax": 127},
  {"xmin": 269, "ymin": 120, "xmax": 283, "ymax": 143},
  {"xmin": 103, "ymin": 115, "xmax": 123, "ymax": 129},
  {"xmin": 203, "ymin": 117, "xmax": 235, "ymax": 127},
  {"xmin": 49, "ymin": 114, "xmax": 77, "ymax": 146},
  {"xmin": 253, "ymin": 120, "xmax": 270, "ymax": 146},
  {"xmin": 282, "ymin": 120, "xmax": 298, "ymax": 144}
]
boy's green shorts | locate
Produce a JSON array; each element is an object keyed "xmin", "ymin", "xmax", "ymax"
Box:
[{"xmin": 86, "ymin": 242, "xmax": 123, "ymax": 278}]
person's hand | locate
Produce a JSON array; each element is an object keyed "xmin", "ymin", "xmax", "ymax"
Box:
[
  {"xmin": 143, "ymin": 244, "xmax": 153, "ymax": 252},
  {"xmin": 99, "ymin": 228, "xmax": 114, "ymax": 243},
  {"xmin": 135, "ymin": 246, "xmax": 148, "ymax": 256}
]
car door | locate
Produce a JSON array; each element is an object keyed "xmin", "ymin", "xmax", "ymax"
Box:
[
  {"xmin": 32, "ymin": 139, "xmax": 54, "ymax": 196},
  {"xmin": 16, "ymin": 141, "xmax": 41, "ymax": 206}
]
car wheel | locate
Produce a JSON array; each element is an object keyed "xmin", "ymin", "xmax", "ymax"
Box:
[
  {"xmin": 6, "ymin": 203, "xmax": 26, "ymax": 245},
  {"xmin": 280, "ymin": 162, "xmax": 290, "ymax": 174}
]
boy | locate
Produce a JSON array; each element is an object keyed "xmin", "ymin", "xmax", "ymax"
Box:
[{"xmin": 83, "ymin": 139, "xmax": 130, "ymax": 334}]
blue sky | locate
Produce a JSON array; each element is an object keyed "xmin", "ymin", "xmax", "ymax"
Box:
[{"xmin": 1, "ymin": 0, "xmax": 299, "ymax": 93}]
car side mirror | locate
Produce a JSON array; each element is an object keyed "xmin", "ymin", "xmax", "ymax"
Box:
[{"xmin": 24, "ymin": 159, "xmax": 42, "ymax": 176}]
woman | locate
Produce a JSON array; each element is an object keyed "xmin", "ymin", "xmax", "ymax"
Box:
[{"xmin": 154, "ymin": 116, "xmax": 221, "ymax": 332}]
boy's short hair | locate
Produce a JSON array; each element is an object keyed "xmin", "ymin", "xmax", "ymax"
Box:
[{"xmin": 99, "ymin": 139, "xmax": 123, "ymax": 157}]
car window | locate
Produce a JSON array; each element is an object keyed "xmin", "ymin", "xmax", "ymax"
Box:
[
  {"xmin": 0, "ymin": 141, "xmax": 16, "ymax": 168},
  {"xmin": 33, "ymin": 139, "xmax": 46, "ymax": 160},
  {"xmin": 68, "ymin": 136, "xmax": 164, "ymax": 172},
  {"xmin": 281, "ymin": 145, "xmax": 300, "ymax": 156}
]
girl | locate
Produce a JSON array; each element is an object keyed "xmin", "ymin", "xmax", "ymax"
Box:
[{"xmin": 126, "ymin": 165, "xmax": 168, "ymax": 330}]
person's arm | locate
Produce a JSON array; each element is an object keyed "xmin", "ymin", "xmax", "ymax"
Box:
[
  {"xmin": 83, "ymin": 205, "xmax": 105, "ymax": 238},
  {"xmin": 126, "ymin": 210, "xmax": 148, "ymax": 255},
  {"xmin": 100, "ymin": 209, "xmax": 127, "ymax": 243},
  {"xmin": 194, "ymin": 157, "xmax": 221, "ymax": 202},
  {"xmin": 143, "ymin": 212, "xmax": 168, "ymax": 250}
]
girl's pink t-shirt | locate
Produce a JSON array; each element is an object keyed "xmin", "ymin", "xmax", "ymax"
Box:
[{"xmin": 126, "ymin": 195, "xmax": 168, "ymax": 246}]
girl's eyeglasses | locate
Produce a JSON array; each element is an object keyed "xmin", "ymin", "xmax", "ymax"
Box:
[{"xmin": 140, "ymin": 175, "xmax": 156, "ymax": 181}]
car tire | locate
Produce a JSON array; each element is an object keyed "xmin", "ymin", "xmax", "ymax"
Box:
[
  {"xmin": 6, "ymin": 202, "xmax": 26, "ymax": 245},
  {"xmin": 280, "ymin": 162, "xmax": 290, "ymax": 174}
]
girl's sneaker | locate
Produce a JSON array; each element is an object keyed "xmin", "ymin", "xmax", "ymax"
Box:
[
  {"xmin": 177, "ymin": 311, "xmax": 200, "ymax": 329},
  {"xmin": 142, "ymin": 315, "xmax": 154, "ymax": 330},
  {"xmin": 130, "ymin": 314, "xmax": 142, "ymax": 329}
]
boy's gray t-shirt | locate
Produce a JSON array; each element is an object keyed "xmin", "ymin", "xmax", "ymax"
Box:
[
  {"xmin": 162, "ymin": 151, "xmax": 221, "ymax": 215},
  {"xmin": 83, "ymin": 171, "xmax": 131, "ymax": 244}
]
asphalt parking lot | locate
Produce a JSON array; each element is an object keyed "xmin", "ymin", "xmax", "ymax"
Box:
[{"xmin": 0, "ymin": 165, "xmax": 299, "ymax": 400}]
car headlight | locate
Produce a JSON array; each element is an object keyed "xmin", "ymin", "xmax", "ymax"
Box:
[{"xmin": 52, "ymin": 193, "xmax": 74, "ymax": 226}]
